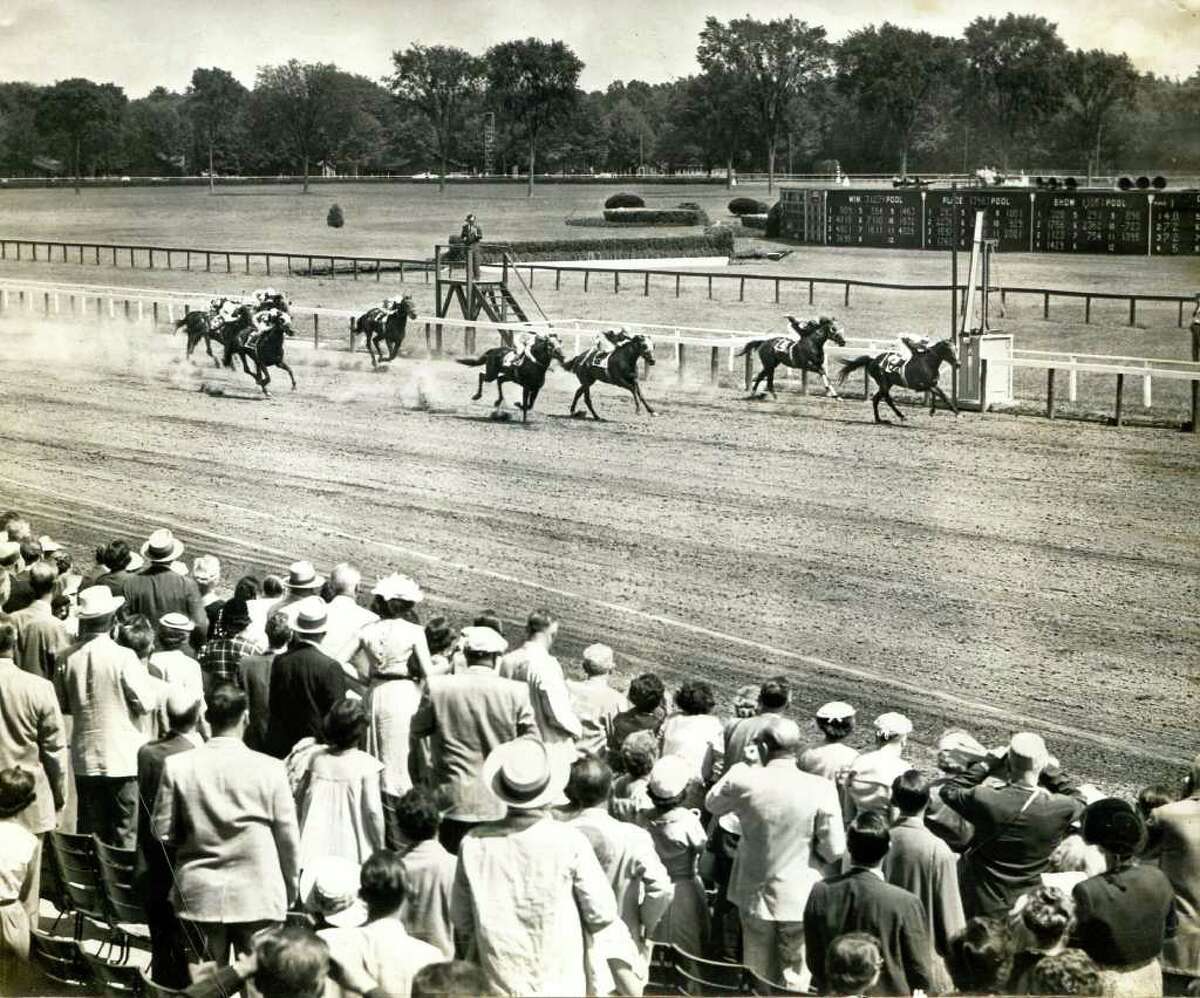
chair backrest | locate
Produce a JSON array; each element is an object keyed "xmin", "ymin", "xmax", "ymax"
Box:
[
  {"xmin": 50, "ymin": 831, "xmax": 107, "ymax": 921},
  {"xmin": 95, "ymin": 848, "xmax": 149, "ymax": 927},
  {"xmin": 745, "ymin": 966, "xmax": 815, "ymax": 996},
  {"xmin": 93, "ymin": 839, "xmax": 137, "ymax": 878},
  {"xmin": 29, "ymin": 931, "xmax": 94, "ymax": 991},
  {"xmin": 1163, "ymin": 965, "xmax": 1200, "ymax": 997},
  {"xmin": 139, "ymin": 967, "xmax": 184, "ymax": 998},
  {"xmin": 81, "ymin": 951, "xmax": 143, "ymax": 997},
  {"xmin": 672, "ymin": 946, "xmax": 749, "ymax": 995},
  {"xmin": 39, "ymin": 836, "xmax": 73, "ymax": 914},
  {"xmin": 646, "ymin": 942, "xmax": 678, "ymax": 997}
]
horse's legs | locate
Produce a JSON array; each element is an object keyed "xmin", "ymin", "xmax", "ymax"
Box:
[
  {"xmin": 871, "ymin": 389, "xmax": 886, "ymax": 424},
  {"xmin": 494, "ymin": 375, "xmax": 507, "ymax": 408},
  {"xmin": 570, "ymin": 384, "xmax": 586, "ymax": 415},
  {"xmin": 471, "ymin": 372, "xmax": 486, "ymax": 402},
  {"xmin": 628, "ymin": 382, "xmax": 641, "ymax": 414},
  {"xmin": 278, "ymin": 360, "xmax": 297, "ymax": 391},
  {"xmin": 583, "ymin": 386, "xmax": 602, "ymax": 420},
  {"xmin": 387, "ymin": 334, "xmax": 403, "ymax": 361},
  {"xmin": 766, "ymin": 364, "xmax": 778, "ymax": 399},
  {"xmin": 258, "ymin": 363, "xmax": 272, "ymax": 397},
  {"xmin": 881, "ymin": 388, "xmax": 905, "ymax": 422},
  {"xmin": 931, "ymin": 384, "xmax": 958, "ymax": 417},
  {"xmin": 819, "ymin": 368, "xmax": 840, "ymax": 399},
  {"xmin": 634, "ymin": 381, "xmax": 655, "ymax": 415}
]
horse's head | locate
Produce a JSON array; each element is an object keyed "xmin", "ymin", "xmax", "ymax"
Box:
[
  {"xmin": 932, "ymin": 338, "xmax": 959, "ymax": 368},
  {"xmin": 629, "ymin": 333, "xmax": 655, "ymax": 365},
  {"xmin": 541, "ymin": 332, "xmax": 568, "ymax": 365},
  {"xmin": 268, "ymin": 310, "xmax": 295, "ymax": 337},
  {"xmin": 819, "ymin": 315, "xmax": 846, "ymax": 347},
  {"xmin": 401, "ymin": 295, "xmax": 417, "ymax": 319}
]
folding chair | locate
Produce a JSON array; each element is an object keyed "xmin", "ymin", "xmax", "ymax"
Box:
[
  {"xmin": 39, "ymin": 834, "xmax": 74, "ymax": 933},
  {"xmin": 672, "ymin": 945, "xmax": 749, "ymax": 996},
  {"xmin": 93, "ymin": 838, "xmax": 152, "ymax": 964},
  {"xmin": 80, "ymin": 950, "xmax": 145, "ymax": 997},
  {"xmin": 1164, "ymin": 965, "xmax": 1200, "ymax": 996},
  {"xmin": 646, "ymin": 942, "xmax": 679, "ymax": 997},
  {"xmin": 139, "ymin": 966, "xmax": 186, "ymax": 998},
  {"xmin": 28, "ymin": 930, "xmax": 94, "ymax": 993},
  {"xmin": 50, "ymin": 830, "xmax": 108, "ymax": 945}
]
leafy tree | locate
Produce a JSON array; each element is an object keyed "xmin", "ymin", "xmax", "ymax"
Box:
[
  {"xmin": 963, "ymin": 14, "xmax": 1068, "ymax": 169},
  {"xmin": 485, "ymin": 38, "xmax": 584, "ymax": 196},
  {"xmin": 36, "ymin": 78, "xmax": 126, "ymax": 191},
  {"xmin": 0, "ymin": 83, "xmax": 43, "ymax": 176},
  {"xmin": 186, "ymin": 68, "xmax": 249, "ymax": 191},
  {"xmin": 836, "ymin": 24, "xmax": 963, "ymax": 177},
  {"xmin": 697, "ymin": 15, "xmax": 830, "ymax": 192},
  {"xmin": 389, "ymin": 44, "xmax": 484, "ymax": 191},
  {"xmin": 1061, "ymin": 49, "xmax": 1139, "ymax": 176}
]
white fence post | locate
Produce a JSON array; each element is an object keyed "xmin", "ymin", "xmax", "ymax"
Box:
[
  {"xmin": 1142, "ymin": 361, "xmax": 1152, "ymax": 408},
  {"xmin": 1067, "ymin": 357, "xmax": 1078, "ymax": 403},
  {"xmin": 107, "ymin": 298, "xmax": 115, "ymax": 319},
  {"xmin": 137, "ymin": 300, "xmax": 144, "ymax": 322},
  {"xmin": 168, "ymin": 303, "xmax": 175, "ymax": 322},
  {"xmin": 52, "ymin": 293, "xmax": 59, "ymax": 314}
]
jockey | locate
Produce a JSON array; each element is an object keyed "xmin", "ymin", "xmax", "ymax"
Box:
[
  {"xmin": 503, "ymin": 332, "xmax": 536, "ymax": 370},
  {"xmin": 243, "ymin": 307, "xmax": 279, "ymax": 349},
  {"xmin": 593, "ymin": 327, "xmax": 631, "ymax": 352},
  {"xmin": 209, "ymin": 297, "xmax": 241, "ymax": 332},
  {"xmin": 781, "ymin": 314, "xmax": 807, "ymax": 343},
  {"xmin": 897, "ymin": 335, "xmax": 933, "ymax": 359}
]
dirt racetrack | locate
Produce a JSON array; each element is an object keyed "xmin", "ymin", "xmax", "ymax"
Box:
[{"xmin": 2, "ymin": 315, "xmax": 1197, "ymax": 791}]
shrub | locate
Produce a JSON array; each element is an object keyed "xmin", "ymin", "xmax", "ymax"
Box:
[
  {"xmin": 327, "ymin": 203, "xmax": 345, "ymax": 228},
  {"xmin": 602, "ymin": 207, "xmax": 709, "ymax": 225},
  {"xmin": 741, "ymin": 213, "xmax": 769, "ymax": 230},
  {"xmin": 486, "ymin": 227, "xmax": 734, "ymax": 263},
  {"xmin": 764, "ymin": 202, "xmax": 783, "ymax": 238},
  {"xmin": 677, "ymin": 201, "xmax": 702, "ymax": 210},
  {"xmin": 729, "ymin": 196, "xmax": 768, "ymax": 216},
  {"xmin": 604, "ymin": 192, "xmax": 645, "ymax": 209}
]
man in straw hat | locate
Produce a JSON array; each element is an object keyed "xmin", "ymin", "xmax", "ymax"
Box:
[
  {"xmin": 411, "ymin": 626, "xmax": 536, "ymax": 854},
  {"xmin": 270, "ymin": 560, "xmax": 327, "ymax": 627},
  {"xmin": 122, "ymin": 529, "xmax": 207, "ymax": 643},
  {"xmin": 264, "ymin": 596, "xmax": 356, "ymax": 760},
  {"xmin": 61, "ymin": 585, "xmax": 157, "ymax": 849},
  {"xmin": 453, "ymin": 737, "xmax": 620, "ymax": 996},
  {"xmin": 940, "ymin": 731, "xmax": 1084, "ymax": 919},
  {"xmin": 707, "ymin": 716, "xmax": 846, "ymax": 991},
  {"xmin": 0, "ymin": 617, "xmax": 67, "ymax": 928}
]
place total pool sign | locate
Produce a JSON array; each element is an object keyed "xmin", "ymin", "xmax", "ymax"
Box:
[{"xmin": 781, "ymin": 187, "xmax": 1200, "ymax": 255}]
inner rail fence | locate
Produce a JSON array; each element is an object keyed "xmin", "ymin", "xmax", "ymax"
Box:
[
  {"xmin": 2, "ymin": 277, "xmax": 1197, "ymax": 431},
  {"xmin": 1, "ymin": 237, "xmax": 1195, "ymax": 332}
]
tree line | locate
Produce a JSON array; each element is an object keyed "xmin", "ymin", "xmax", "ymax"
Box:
[{"xmin": 1, "ymin": 14, "xmax": 1196, "ymax": 195}]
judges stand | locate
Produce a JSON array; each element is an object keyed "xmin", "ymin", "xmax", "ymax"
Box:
[
  {"xmin": 955, "ymin": 211, "xmax": 1013, "ymax": 412},
  {"xmin": 433, "ymin": 240, "xmax": 548, "ymax": 354}
]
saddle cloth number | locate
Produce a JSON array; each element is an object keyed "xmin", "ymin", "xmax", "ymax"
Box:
[
  {"xmin": 881, "ymin": 352, "xmax": 907, "ymax": 385},
  {"xmin": 771, "ymin": 337, "xmax": 795, "ymax": 359},
  {"xmin": 590, "ymin": 350, "xmax": 610, "ymax": 372}
]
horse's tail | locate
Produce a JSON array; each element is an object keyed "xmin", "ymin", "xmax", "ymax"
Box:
[
  {"xmin": 455, "ymin": 356, "xmax": 487, "ymax": 367},
  {"xmin": 562, "ymin": 353, "xmax": 583, "ymax": 372},
  {"xmin": 837, "ymin": 355, "xmax": 873, "ymax": 386},
  {"xmin": 734, "ymin": 338, "xmax": 764, "ymax": 358},
  {"xmin": 173, "ymin": 316, "xmax": 189, "ymax": 332}
]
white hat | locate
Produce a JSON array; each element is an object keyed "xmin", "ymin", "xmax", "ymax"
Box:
[
  {"xmin": 291, "ymin": 596, "xmax": 329, "ymax": 635},
  {"xmin": 874, "ymin": 712, "xmax": 913, "ymax": 738},
  {"xmin": 482, "ymin": 738, "xmax": 564, "ymax": 810},
  {"xmin": 647, "ymin": 756, "xmax": 692, "ymax": 802},
  {"xmin": 816, "ymin": 701, "xmax": 856, "ymax": 721},
  {"xmin": 158, "ymin": 612, "xmax": 194, "ymax": 633},
  {"xmin": 285, "ymin": 561, "xmax": 324, "ymax": 591},
  {"xmin": 372, "ymin": 573, "xmax": 423, "ymax": 604},
  {"xmin": 141, "ymin": 528, "xmax": 185, "ymax": 564},
  {"xmin": 0, "ymin": 541, "xmax": 20, "ymax": 566},
  {"xmin": 461, "ymin": 625, "xmax": 508, "ymax": 655},
  {"xmin": 76, "ymin": 586, "xmax": 125, "ymax": 620},
  {"xmin": 37, "ymin": 535, "xmax": 62, "ymax": 554},
  {"xmin": 192, "ymin": 556, "xmax": 220, "ymax": 584},
  {"xmin": 169, "ymin": 561, "xmax": 189, "ymax": 577},
  {"xmin": 125, "ymin": 551, "xmax": 145, "ymax": 573},
  {"xmin": 298, "ymin": 857, "xmax": 368, "ymax": 929},
  {"xmin": 581, "ymin": 643, "xmax": 614, "ymax": 674}
]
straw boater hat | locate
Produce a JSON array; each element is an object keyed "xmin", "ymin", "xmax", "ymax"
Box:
[
  {"xmin": 460, "ymin": 625, "xmax": 508, "ymax": 656},
  {"xmin": 141, "ymin": 528, "xmax": 185, "ymax": 564},
  {"xmin": 37, "ymin": 535, "xmax": 62, "ymax": 555},
  {"xmin": 372, "ymin": 574, "xmax": 423, "ymax": 604},
  {"xmin": 816, "ymin": 701, "xmax": 856, "ymax": 722},
  {"xmin": 0, "ymin": 767, "xmax": 36, "ymax": 819},
  {"xmin": 291, "ymin": 596, "xmax": 329, "ymax": 635},
  {"xmin": 647, "ymin": 756, "xmax": 693, "ymax": 803},
  {"xmin": 298, "ymin": 857, "xmax": 368, "ymax": 929},
  {"xmin": 874, "ymin": 712, "xmax": 913, "ymax": 739},
  {"xmin": 159, "ymin": 612, "xmax": 194, "ymax": 634},
  {"xmin": 482, "ymin": 738, "xmax": 565, "ymax": 811},
  {"xmin": 76, "ymin": 586, "xmax": 125, "ymax": 620},
  {"xmin": 284, "ymin": 560, "xmax": 325, "ymax": 592}
]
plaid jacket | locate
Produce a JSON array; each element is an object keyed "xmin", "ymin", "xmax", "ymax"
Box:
[{"xmin": 199, "ymin": 634, "xmax": 265, "ymax": 690}]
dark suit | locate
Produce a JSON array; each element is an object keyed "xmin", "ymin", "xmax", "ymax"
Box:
[
  {"xmin": 263, "ymin": 640, "xmax": 351, "ymax": 758},
  {"xmin": 238, "ymin": 652, "xmax": 274, "ymax": 752},
  {"xmin": 137, "ymin": 732, "xmax": 195, "ymax": 988},
  {"xmin": 804, "ymin": 867, "xmax": 933, "ymax": 997},
  {"xmin": 121, "ymin": 565, "xmax": 208, "ymax": 641},
  {"xmin": 2, "ymin": 572, "xmax": 34, "ymax": 613},
  {"xmin": 1072, "ymin": 865, "xmax": 1176, "ymax": 967}
]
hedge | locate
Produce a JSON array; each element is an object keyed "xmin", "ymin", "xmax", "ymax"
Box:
[
  {"xmin": 729, "ymin": 196, "xmax": 768, "ymax": 216},
  {"xmin": 765, "ymin": 202, "xmax": 783, "ymax": 238},
  {"xmin": 602, "ymin": 207, "xmax": 710, "ymax": 225},
  {"xmin": 604, "ymin": 192, "xmax": 646, "ymax": 209},
  {"xmin": 484, "ymin": 227, "xmax": 734, "ymax": 263},
  {"xmin": 740, "ymin": 213, "xmax": 768, "ymax": 230}
]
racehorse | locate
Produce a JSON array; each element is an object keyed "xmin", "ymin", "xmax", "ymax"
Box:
[
  {"xmin": 174, "ymin": 309, "xmax": 222, "ymax": 367},
  {"xmin": 456, "ymin": 332, "xmax": 567, "ymax": 422},
  {"xmin": 736, "ymin": 315, "xmax": 847, "ymax": 398},
  {"xmin": 563, "ymin": 333, "xmax": 657, "ymax": 419},
  {"xmin": 221, "ymin": 311, "xmax": 297, "ymax": 397},
  {"xmin": 837, "ymin": 338, "xmax": 960, "ymax": 424},
  {"xmin": 354, "ymin": 297, "xmax": 418, "ymax": 367}
]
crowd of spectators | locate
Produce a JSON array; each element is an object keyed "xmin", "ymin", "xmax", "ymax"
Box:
[{"xmin": 0, "ymin": 508, "xmax": 1198, "ymax": 998}]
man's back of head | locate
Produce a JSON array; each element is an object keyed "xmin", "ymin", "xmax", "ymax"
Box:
[
  {"xmin": 1008, "ymin": 732, "xmax": 1049, "ymax": 781},
  {"xmin": 27, "ymin": 561, "xmax": 57, "ymax": 599},
  {"xmin": 207, "ymin": 682, "xmax": 248, "ymax": 736},
  {"xmin": 412, "ymin": 960, "xmax": 488, "ymax": 998},
  {"xmin": 165, "ymin": 688, "xmax": 202, "ymax": 734},
  {"xmin": 254, "ymin": 926, "xmax": 330, "ymax": 998},
  {"xmin": 18, "ymin": 539, "xmax": 41, "ymax": 568},
  {"xmin": 890, "ymin": 770, "xmax": 930, "ymax": 818},
  {"xmin": 758, "ymin": 676, "xmax": 790, "ymax": 712},
  {"xmin": 757, "ymin": 716, "xmax": 802, "ymax": 760},
  {"xmin": 329, "ymin": 562, "xmax": 360, "ymax": 599},
  {"xmin": 566, "ymin": 754, "xmax": 613, "ymax": 810},
  {"xmin": 0, "ymin": 616, "xmax": 15, "ymax": 658},
  {"xmin": 847, "ymin": 811, "xmax": 892, "ymax": 868},
  {"xmin": 359, "ymin": 849, "xmax": 407, "ymax": 920},
  {"xmin": 393, "ymin": 788, "xmax": 442, "ymax": 846}
]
